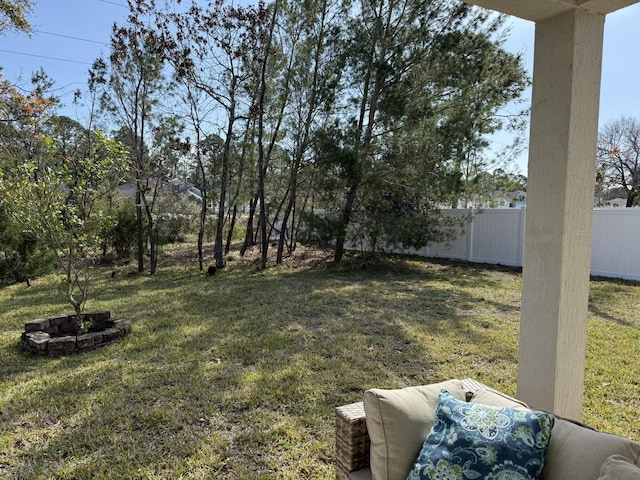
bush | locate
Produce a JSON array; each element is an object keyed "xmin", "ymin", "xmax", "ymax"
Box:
[
  {"xmin": 108, "ymin": 202, "xmax": 138, "ymax": 259},
  {"xmin": 159, "ymin": 213, "xmax": 194, "ymax": 244},
  {"xmin": 156, "ymin": 194, "xmax": 199, "ymax": 244},
  {"xmin": 0, "ymin": 214, "xmax": 54, "ymax": 285},
  {"xmin": 298, "ymin": 211, "xmax": 343, "ymax": 248}
]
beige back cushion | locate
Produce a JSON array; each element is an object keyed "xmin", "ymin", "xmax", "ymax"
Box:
[
  {"xmin": 541, "ymin": 418, "xmax": 640, "ymax": 480},
  {"xmin": 363, "ymin": 379, "xmax": 466, "ymax": 480},
  {"xmin": 470, "ymin": 389, "xmax": 529, "ymax": 410},
  {"xmin": 364, "ymin": 380, "xmax": 640, "ymax": 480},
  {"xmin": 472, "ymin": 391, "xmax": 640, "ymax": 479}
]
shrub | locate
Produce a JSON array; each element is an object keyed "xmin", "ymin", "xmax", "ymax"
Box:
[
  {"xmin": 0, "ymin": 213, "xmax": 54, "ymax": 285},
  {"xmin": 108, "ymin": 201, "xmax": 138, "ymax": 259}
]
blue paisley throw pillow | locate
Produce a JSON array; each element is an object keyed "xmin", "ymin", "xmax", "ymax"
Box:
[{"xmin": 407, "ymin": 389, "xmax": 554, "ymax": 480}]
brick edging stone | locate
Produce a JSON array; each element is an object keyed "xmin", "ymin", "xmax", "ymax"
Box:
[{"xmin": 21, "ymin": 311, "xmax": 131, "ymax": 355}]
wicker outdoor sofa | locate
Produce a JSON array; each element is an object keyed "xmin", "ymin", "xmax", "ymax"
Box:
[{"xmin": 335, "ymin": 378, "xmax": 640, "ymax": 480}]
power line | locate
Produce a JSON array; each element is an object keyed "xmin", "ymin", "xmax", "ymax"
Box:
[
  {"xmin": 0, "ymin": 49, "xmax": 92, "ymax": 66},
  {"xmin": 98, "ymin": 0, "xmax": 128, "ymax": 7},
  {"xmin": 12, "ymin": 81, "xmax": 86, "ymax": 96},
  {"xmin": 35, "ymin": 30, "xmax": 108, "ymax": 46}
]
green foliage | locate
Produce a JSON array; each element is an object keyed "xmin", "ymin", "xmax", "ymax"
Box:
[
  {"xmin": 87, "ymin": 0, "xmax": 531, "ymax": 267},
  {"xmin": 457, "ymin": 168, "xmax": 528, "ymax": 208},
  {"xmin": 0, "ymin": 0, "xmax": 33, "ymax": 34},
  {"xmin": 90, "ymin": 13, "xmax": 182, "ymax": 274},
  {"xmin": 156, "ymin": 193, "xmax": 199, "ymax": 244},
  {"xmin": 353, "ymin": 126, "xmax": 463, "ymax": 251},
  {"xmin": 0, "ymin": 67, "xmax": 61, "ymax": 285},
  {"xmin": 299, "ymin": 210, "xmax": 344, "ymax": 248},
  {"xmin": 0, "ymin": 211, "xmax": 54, "ymax": 284},
  {"xmin": 304, "ymin": 1, "xmax": 529, "ymax": 259},
  {"xmin": 0, "ymin": 69, "xmax": 59, "ymax": 172},
  {"xmin": 105, "ymin": 199, "xmax": 138, "ymax": 259},
  {"xmin": 160, "ymin": 215, "xmax": 193, "ymax": 244},
  {"xmin": 0, "ymin": 131, "xmax": 128, "ymax": 323}
]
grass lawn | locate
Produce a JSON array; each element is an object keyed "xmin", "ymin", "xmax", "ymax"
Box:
[{"xmin": 1, "ymin": 245, "xmax": 639, "ymax": 479}]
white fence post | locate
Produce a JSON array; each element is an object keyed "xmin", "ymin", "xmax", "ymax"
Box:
[
  {"xmin": 467, "ymin": 208, "xmax": 474, "ymax": 262},
  {"xmin": 518, "ymin": 207, "xmax": 526, "ymax": 266}
]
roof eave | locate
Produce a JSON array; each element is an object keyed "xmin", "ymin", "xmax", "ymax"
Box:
[{"xmin": 462, "ymin": 0, "xmax": 638, "ymax": 21}]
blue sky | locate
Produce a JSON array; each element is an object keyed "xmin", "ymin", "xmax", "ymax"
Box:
[
  {"xmin": 495, "ymin": 5, "xmax": 640, "ymax": 172},
  {"xmin": 0, "ymin": 0, "xmax": 129, "ymax": 110},
  {"xmin": 1, "ymin": 1, "xmax": 639, "ymax": 174}
]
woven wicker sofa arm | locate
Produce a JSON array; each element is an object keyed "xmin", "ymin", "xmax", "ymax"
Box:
[{"xmin": 335, "ymin": 402, "xmax": 370, "ymax": 480}]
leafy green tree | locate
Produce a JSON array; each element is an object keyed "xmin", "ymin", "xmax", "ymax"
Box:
[
  {"xmin": 0, "ymin": 69, "xmax": 58, "ymax": 284},
  {"xmin": 0, "ymin": 132, "xmax": 127, "ymax": 327},
  {"xmin": 90, "ymin": 6, "xmax": 179, "ymax": 274},
  {"xmin": 457, "ymin": 165, "xmax": 527, "ymax": 208},
  {"xmin": 82, "ymin": 0, "xmax": 529, "ymax": 268},
  {"xmin": 46, "ymin": 116, "xmax": 90, "ymax": 164},
  {"xmin": 273, "ymin": 0, "xmax": 346, "ymax": 263},
  {"xmin": 313, "ymin": 1, "xmax": 527, "ymax": 260},
  {"xmin": 0, "ymin": 68, "xmax": 58, "ymax": 170},
  {"xmin": 0, "ymin": 206, "xmax": 54, "ymax": 285},
  {"xmin": 325, "ymin": 0, "xmax": 464, "ymax": 261},
  {"xmin": 431, "ymin": 28, "xmax": 529, "ymax": 209},
  {"xmin": 0, "ymin": 0, "xmax": 33, "ymax": 34},
  {"xmin": 155, "ymin": 0, "xmax": 269, "ymax": 269},
  {"xmin": 354, "ymin": 123, "xmax": 463, "ymax": 251}
]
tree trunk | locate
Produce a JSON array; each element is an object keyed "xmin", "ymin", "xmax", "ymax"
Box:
[
  {"xmin": 626, "ymin": 192, "xmax": 636, "ymax": 207},
  {"xmin": 147, "ymin": 212, "xmax": 157, "ymax": 275},
  {"xmin": 259, "ymin": 185, "xmax": 268, "ymax": 269},
  {"xmin": 291, "ymin": 185, "xmax": 313, "ymax": 253},
  {"xmin": 277, "ymin": 166, "xmax": 298, "ymax": 263},
  {"xmin": 240, "ymin": 192, "xmax": 258, "ymax": 256},
  {"xmin": 196, "ymin": 189, "xmax": 206, "ymax": 271},
  {"xmin": 256, "ymin": 1, "xmax": 279, "ymax": 270},
  {"xmin": 136, "ymin": 185, "xmax": 144, "ymax": 272},
  {"xmin": 194, "ymin": 107, "xmax": 207, "ymax": 272},
  {"xmin": 214, "ymin": 157, "xmax": 229, "ymax": 269},
  {"xmin": 268, "ymin": 182, "xmax": 290, "ymax": 244},
  {"xmin": 334, "ymin": 181, "xmax": 359, "ymax": 263},
  {"xmin": 214, "ymin": 97, "xmax": 236, "ymax": 269},
  {"xmin": 225, "ymin": 204, "xmax": 238, "ymax": 254}
]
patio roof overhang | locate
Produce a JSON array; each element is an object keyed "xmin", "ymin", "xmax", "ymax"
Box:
[
  {"xmin": 459, "ymin": 0, "xmax": 640, "ymax": 420},
  {"xmin": 466, "ymin": 0, "xmax": 638, "ymax": 20}
]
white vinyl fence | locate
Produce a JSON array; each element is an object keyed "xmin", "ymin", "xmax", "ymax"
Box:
[{"xmin": 396, "ymin": 208, "xmax": 640, "ymax": 281}]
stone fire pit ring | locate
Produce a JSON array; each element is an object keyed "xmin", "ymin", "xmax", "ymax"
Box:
[{"xmin": 21, "ymin": 310, "xmax": 131, "ymax": 355}]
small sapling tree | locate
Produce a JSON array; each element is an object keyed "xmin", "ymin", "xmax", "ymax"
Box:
[{"xmin": 0, "ymin": 131, "xmax": 127, "ymax": 330}]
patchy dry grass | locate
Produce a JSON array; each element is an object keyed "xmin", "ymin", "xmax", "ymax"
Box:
[{"xmin": 1, "ymin": 245, "xmax": 639, "ymax": 479}]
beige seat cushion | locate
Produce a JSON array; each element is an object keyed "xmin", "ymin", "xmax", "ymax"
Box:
[
  {"xmin": 347, "ymin": 467, "xmax": 373, "ymax": 480},
  {"xmin": 598, "ymin": 454, "xmax": 640, "ymax": 479},
  {"xmin": 541, "ymin": 419, "xmax": 640, "ymax": 480},
  {"xmin": 363, "ymin": 379, "xmax": 466, "ymax": 480}
]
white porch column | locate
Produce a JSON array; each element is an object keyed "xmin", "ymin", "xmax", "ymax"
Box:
[{"xmin": 516, "ymin": 9, "xmax": 605, "ymax": 419}]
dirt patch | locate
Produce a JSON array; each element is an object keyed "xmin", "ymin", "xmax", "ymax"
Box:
[
  {"xmin": 237, "ymin": 244, "xmax": 336, "ymax": 269},
  {"xmin": 160, "ymin": 242, "xmax": 337, "ymax": 271}
]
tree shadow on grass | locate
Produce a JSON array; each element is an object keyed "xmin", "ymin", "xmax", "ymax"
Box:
[
  {"xmin": 588, "ymin": 276, "xmax": 640, "ymax": 328},
  {"xmin": 0, "ymin": 254, "xmax": 523, "ymax": 479},
  {"xmin": 165, "ymin": 264, "xmax": 521, "ymax": 468}
]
